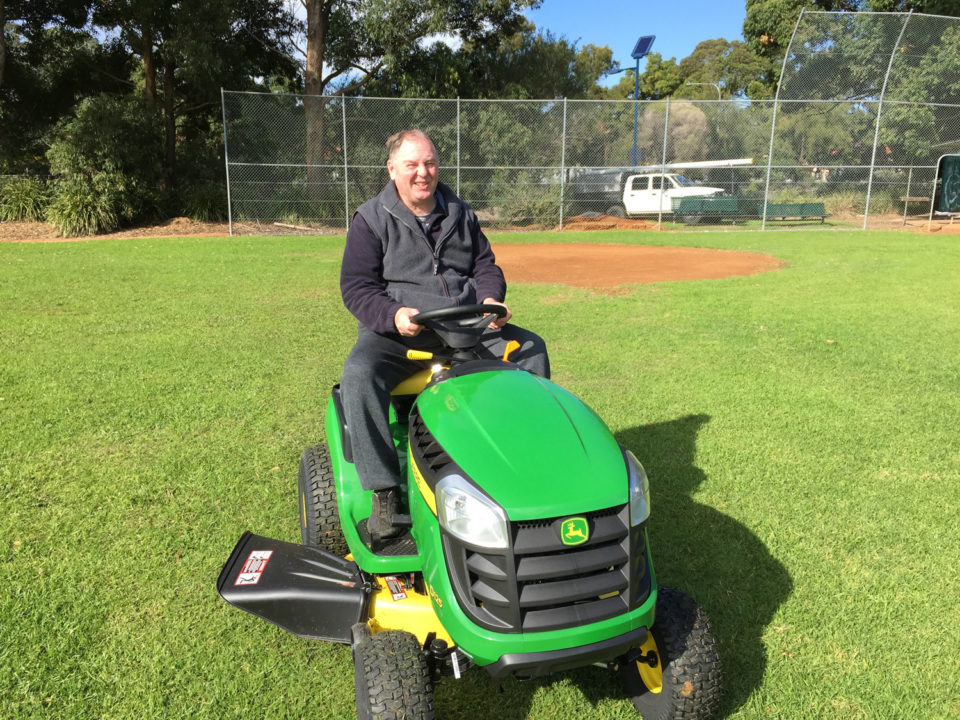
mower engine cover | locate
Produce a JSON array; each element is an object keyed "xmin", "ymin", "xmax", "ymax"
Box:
[{"xmin": 415, "ymin": 369, "xmax": 627, "ymax": 519}]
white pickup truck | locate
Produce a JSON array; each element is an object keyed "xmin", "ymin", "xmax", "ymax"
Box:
[{"xmin": 569, "ymin": 170, "xmax": 725, "ymax": 218}]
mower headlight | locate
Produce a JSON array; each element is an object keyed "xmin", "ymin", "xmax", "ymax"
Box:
[
  {"xmin": 626, "ymin": 450, "xmax": 651, "ymax": 526},
  {"xmin": 436, "ymin": 474, "xmax": 509, "ymax": 549}
]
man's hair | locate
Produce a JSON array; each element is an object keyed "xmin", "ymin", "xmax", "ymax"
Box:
[{"xmin": 386, "ymin": 129, "xmax": 437, "ymax": 161}]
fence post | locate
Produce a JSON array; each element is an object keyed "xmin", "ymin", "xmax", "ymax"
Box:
[
  {"xmin": 342, "ymin": 94, "xmax": 350, "ymax": 231},
  {"xmin": 864, "ymin": 11, "xmax": 913, "ymax": 230},
  {"xmin": 560, "ymin": 97, "xmax": 567, "ymax": 230},
  {"xmin": 220, "ymin": 88, "xmax": 233, "ymax": 236},
  {"xmin": 657, "ymin": 98, "xmax": 670, "ymax": 227},
  {"xmin": 456, "ymin": 97, "xmax": 461, "ymax": 196},
  {"xmin": 762, "ymin": 9, "xmax": 805, "ymax": 231}
]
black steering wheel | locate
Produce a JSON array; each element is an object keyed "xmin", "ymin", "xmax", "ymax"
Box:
[
  {"xmin": 410, "ymin": 303, "xmax": 508, "ymax": 351},
  {"xmin": 411, "ymin": 303, "xmax": 507, "ymax": 329}
]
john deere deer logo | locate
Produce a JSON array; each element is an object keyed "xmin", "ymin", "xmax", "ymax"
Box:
[{"xmin": 560, "ymin": 517, "xmax": 589, "ymax": 546}]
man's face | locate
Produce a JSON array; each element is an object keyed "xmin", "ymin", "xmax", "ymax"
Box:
[{"xmin": 387, "ymin": 136, "xmax": 439, "ymax": 213}]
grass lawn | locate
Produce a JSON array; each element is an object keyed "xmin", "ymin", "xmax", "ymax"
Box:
[{"xmin": 2, "ymin": 229, "xmax": 958, "ymax": 719}]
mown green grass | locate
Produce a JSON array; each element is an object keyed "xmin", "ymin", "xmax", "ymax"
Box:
[{"xmin": 2, "ymin": 230, "xmax": 958, "ymax": 719}]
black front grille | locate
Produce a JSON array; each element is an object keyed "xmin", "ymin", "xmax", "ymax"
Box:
[{"xmin": 443, "ymin": 504, "xmax": 651, "ymax": 633}]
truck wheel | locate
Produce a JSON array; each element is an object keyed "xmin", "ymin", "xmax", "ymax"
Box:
[
  {"xmin": 298, "ymin": 443, "xmax": 348, "ymax": 556},
  {"xmin": 353, "ymin": 629, "xmax": 435, "ymax": 720},
  {"xmin": 620, "ymin": 587, "xmax": 721, "ymax": 720},
  {"xmin": 605, "ymin": 204, "xmax": 627, "ymax": 218}
]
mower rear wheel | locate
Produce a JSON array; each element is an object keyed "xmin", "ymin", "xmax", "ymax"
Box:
[
  {"xmin": 298, "ymin": 443, "xmax": 348, "ymax": 556},
  {"xmin": 353, "ymin": 629, "xmax": 434, "ymax": 720},
  {"xmin": 620, "ymin": 587, "xmax": 722, "ymax": 720}
]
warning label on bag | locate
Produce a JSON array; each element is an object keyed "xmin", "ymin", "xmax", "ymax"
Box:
[{"xmin": 235, "ymin": 550, "xmax": 274, "ymax": 585}]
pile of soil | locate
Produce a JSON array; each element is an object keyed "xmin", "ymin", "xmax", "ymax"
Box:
[
  {"xmin": 560, "ymin": 213, "xmax": 658, "ymax": 232},
  {"xmin": 0, "ymin": 217, "xmax": 229, "ymax": 243}
]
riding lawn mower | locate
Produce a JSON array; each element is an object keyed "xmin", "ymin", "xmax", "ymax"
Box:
[{"xmin": 217, "ymin": 304, "xmax": 722, "ymax": 719}]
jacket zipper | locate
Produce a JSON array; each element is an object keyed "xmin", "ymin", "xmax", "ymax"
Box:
[{"xmin": 386, "ymin": 203, "xmax": 453, "ymax": 299}]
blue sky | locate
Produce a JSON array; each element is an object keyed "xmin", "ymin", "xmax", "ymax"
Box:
[{"xmin": 523, "ymin": 0, "xmax": 748, "ymax": 86}]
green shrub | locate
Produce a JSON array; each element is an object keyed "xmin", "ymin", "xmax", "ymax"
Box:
[
  {"xmin": 179, "ymin": 183, "xmax": 228, "ymax": 222},
  {"xmin": 488, "ymin": 169, "xmax": 562, "ymax": 227},
  {"xmin": 0, "ymin": 177, "xmax": 50, "ymax": 221},
  {"xmin": 823, "ymin": 190, "xmax": 862, "ymax": 216},
  {"xmin": 47, "ymin": 95, "xmax": 164, "ymax": 229},
  {"xmin": 46, "ymin": 176, "xmax": 119, "ymax": 236},
  {"xmin": 822, "ymin": 190, "xmax": 896, "ymax": 216}
]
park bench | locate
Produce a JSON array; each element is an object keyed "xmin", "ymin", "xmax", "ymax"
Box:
[
  {"xmin": 764, "ymin": 202, "xmax": 830, "ymax": 222},
  {"xmin": 672, "ymin": 196, "xmax": 741, "ymax": 223}
]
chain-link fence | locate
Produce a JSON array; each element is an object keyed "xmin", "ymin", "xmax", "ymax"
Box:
[{"xmin": 222, "ymin": 11, "xmax": 960, "ymax": 234}]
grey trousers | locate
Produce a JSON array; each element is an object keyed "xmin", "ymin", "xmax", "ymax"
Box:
[{"xmin": 340, "ymin": 324, "xmax": 550, "ymax": 491}]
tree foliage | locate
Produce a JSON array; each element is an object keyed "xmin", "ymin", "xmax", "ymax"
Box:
[
  {"xmin": 366, "ymin": 23, "xmax": 616, "ymax": 99},
  {"xmin": 301, "ymin": 0, "xmax": 541, "ymax": 96}
]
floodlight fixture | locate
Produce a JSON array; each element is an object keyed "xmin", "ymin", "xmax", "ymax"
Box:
[{"xmin": 631, "ymin": 35, "xmax": 656, "ymax": 60}]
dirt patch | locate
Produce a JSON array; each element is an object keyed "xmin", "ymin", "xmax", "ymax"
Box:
[
  {"xmin": 493, "ymin": 242, "xmax": 783, "ymax": 288},
  {"xmin": 0, "ymin": 217, "xmax": 230, "ymax": 243}
]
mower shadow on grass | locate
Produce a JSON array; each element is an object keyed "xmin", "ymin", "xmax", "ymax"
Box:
[{"xmin": 595, "ymin": 414, "xmax": 795, "ymax": 717}]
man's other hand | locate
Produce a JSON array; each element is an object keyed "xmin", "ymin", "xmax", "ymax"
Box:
[
  {"xmin": 394, "ymin": 307, "xmax": 423, "ymax": 336},
  {"xmin": 482, "ymin": 298, "xmax": 511, "ymax": 329}
]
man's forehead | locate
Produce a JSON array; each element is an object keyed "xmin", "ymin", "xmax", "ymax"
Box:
[{"xmin": 394, "ymin": 137, "xmax": 438, "ymax": 161}]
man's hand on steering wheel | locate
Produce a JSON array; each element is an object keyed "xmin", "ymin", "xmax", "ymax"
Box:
[
  {"xmin": 394, "ymin": 306, "xmax": 423, "ymax": 337},
  {"xmin": 482, "ymin": 298, "xmax": 511, "ymax": 329}
]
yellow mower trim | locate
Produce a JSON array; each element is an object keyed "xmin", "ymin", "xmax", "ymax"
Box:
[{"xmin": 367, "ymin": 576, "xmax": 453, "ymax": 646}]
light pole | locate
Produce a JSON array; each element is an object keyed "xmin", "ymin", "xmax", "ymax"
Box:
[
  {"xmin": 685, "ymin": 81, "xmax": 722, "ymax": 100},
  {"xmin": 630, "ymin": 36, "xmax": 656, "ymax": 166}
]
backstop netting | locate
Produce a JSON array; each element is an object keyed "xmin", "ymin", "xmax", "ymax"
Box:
[{"xmin": 222, "ymin": 11, "xmax": 960, "ymax": 234}]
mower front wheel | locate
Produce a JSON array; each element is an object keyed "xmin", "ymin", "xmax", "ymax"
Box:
[
  {"xmin": 353, "ymin": 627, "xmax": 435, "ymax": 720},
  {"xmin": 620, "ymin": 587, "xmax": 722, "ymax": 720},
  {"xmin": 298, "ymin": 443, "xmax": 348, "ymax": 556}
]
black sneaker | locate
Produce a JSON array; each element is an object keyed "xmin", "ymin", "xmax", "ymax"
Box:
[{"xmin": 369, "ymin": 489, "xmax": 403, "ymax": 540}]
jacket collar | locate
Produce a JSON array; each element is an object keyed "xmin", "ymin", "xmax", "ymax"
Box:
[{"xmin": 381, "ymin": 181, "xmax": 461, "ymax": 237}]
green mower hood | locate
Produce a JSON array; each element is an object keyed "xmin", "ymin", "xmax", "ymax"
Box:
[{"xmin": 415, "ymin": 369, "xmax": 628, "ymax": 520}]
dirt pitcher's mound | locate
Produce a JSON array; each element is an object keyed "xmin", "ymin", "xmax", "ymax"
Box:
[{"xmin": 492, "ymin": 243, "xmax": 782, "ymax": 288}]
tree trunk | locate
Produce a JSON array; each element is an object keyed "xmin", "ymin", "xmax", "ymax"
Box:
[
  {"xmin": 143, "ymin": 27, "xmax": 156, "ymax": 108},
  {"xmin": 163, "ymin": 58, "xmax": 177, "ymax": 190},
  {"xmin": 0, "ymin": 0, "xmax": 6, "ymax": 89},
  {"xmin": 305, "ymin": 0, "xmax": 332, "ymax": 203}
]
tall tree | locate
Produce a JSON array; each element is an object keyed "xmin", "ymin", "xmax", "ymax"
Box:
[
  {"xmin": 365, "ymin": 23, "xmax": 616, "ymax": 100},
  {"xmin": 297, "ymin": 0, "xmax": 539, "ymax": 194},
  {"xmin": 1, "ymin": 4, "xmax": 130, "ymax": 173},
  {"xmin": 1, "ymin": 0, "xmax": 91, "ymax": 88},
  {"xmin": 607, "ymin": 53, "xmax": 682, "ymax": 101},
  {"xmin": 89, "ymin": 0, "xmax": 298, "ymax": 187}
]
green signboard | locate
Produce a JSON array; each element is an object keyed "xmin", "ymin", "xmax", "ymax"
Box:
[{"xmin": 939, "ymin": 155, "xmax": 960, "ymax": 213}]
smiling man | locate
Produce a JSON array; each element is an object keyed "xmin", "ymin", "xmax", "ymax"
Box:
[{"xmin": 338, "ymin": 129, "xmax": 550, "ymax": 542}]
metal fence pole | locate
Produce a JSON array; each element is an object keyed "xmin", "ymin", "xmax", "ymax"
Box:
[
  {"xmin": 220, "ymin": 88, "xmax": 233, "ymax": 236},
  {"xmin": 763, "ymin": 9, "xmax": 805, "ymax": 231},
  {"xmin": 456, "ymin": 97, "xmax": 461, "ymax": 196},
  {"xmin": 560, "ymin": 98, "xmax": 567, "ymax": 230},
  {"xmin": 657, "ymin": 98, "xmax": 670, "ymax": 227},
  {"xmin": 342, "ymin": 95, "xmax": 350, "ymax": 230},
  {"xmin": 865, "ymin": 11, "xmax": 913, "ymax": 229}
]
